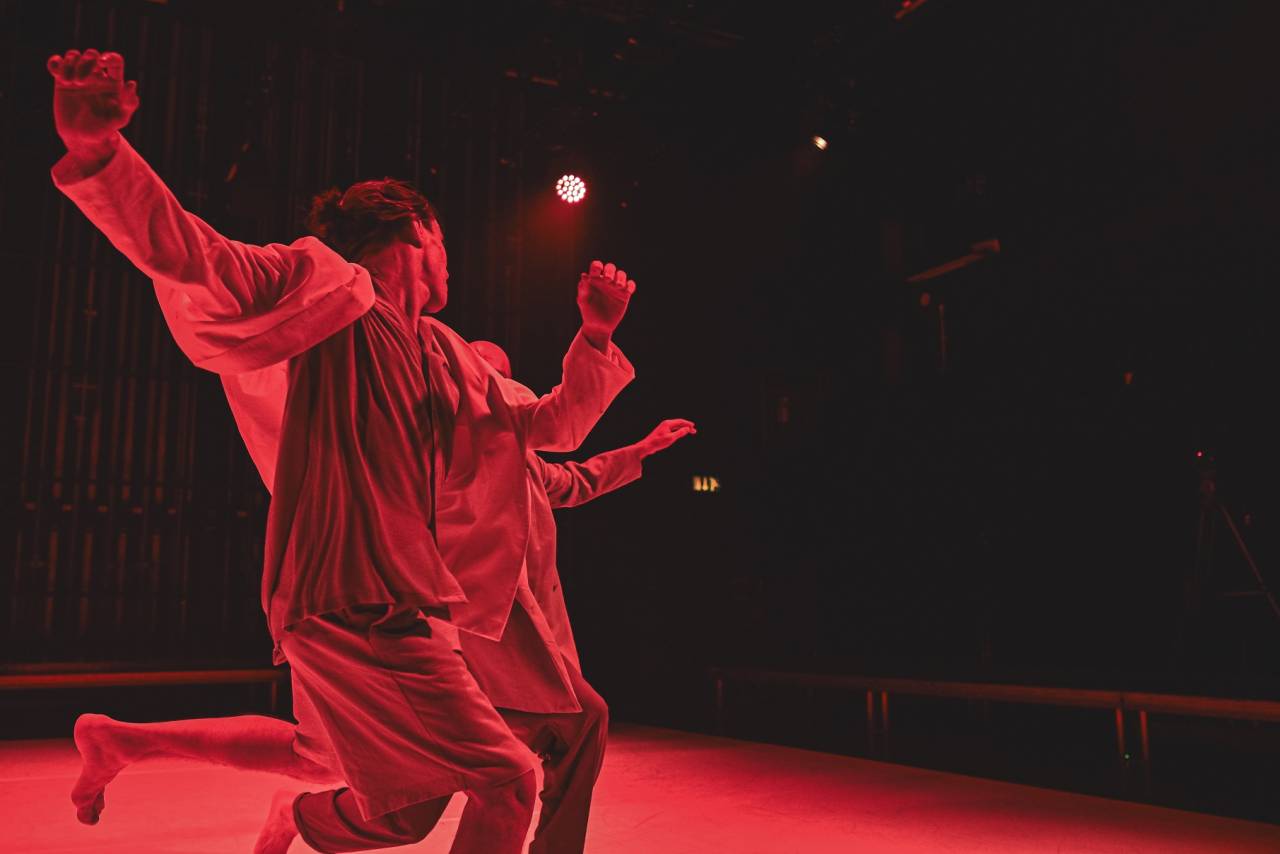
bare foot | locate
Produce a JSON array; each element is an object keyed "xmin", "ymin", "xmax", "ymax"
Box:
[
  {"xmin": 70, "ymin": 713, "xmax": 140, "ymax": 825},
  {"xmin": 254, "ymin": 789, "xmax": 301, "ymax": 854}
]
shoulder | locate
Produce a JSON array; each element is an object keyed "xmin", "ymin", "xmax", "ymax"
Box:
[
  {"xmin": 418, "ymin": 315, "xmax": 467, "ymax": 349},
  {"xmin": 417, "ymin": 317, "xmax": 499, "ymax": 387},
  {"xmin": 277, "ymin": 234, "xmax": 355, "ymax": 269}
]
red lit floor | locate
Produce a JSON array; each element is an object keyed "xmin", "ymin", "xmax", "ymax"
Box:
[{"xmin": 6, "ymin": 723, "xmax": 1278, "ymax": 853}]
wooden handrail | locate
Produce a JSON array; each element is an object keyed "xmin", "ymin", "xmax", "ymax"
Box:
[
  {"xmin": 0, "ymin": 667, "xmax": 285, "ymax": 714},
  {"xmin": 0, "ymin": 660, "xmax": 274, "ymax": 675},
  {"xmin": 710, "ymin": 666, "xmax": 1280, "ymax": 771},
  {"xmin": 0, "ymin": 668, "xmax": 282, "ymax": 691},
  {"xmin": 708, "ymin": 667, "xmax": 1280, "ymax": 722}
]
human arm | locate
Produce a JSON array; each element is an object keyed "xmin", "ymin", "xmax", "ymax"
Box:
[
  {"xmin": 538, "ymin": 418, "xmax": 696, "ymax": 508},
  {"xmin": 47, "ymin": 50, "xmax": 371, "ymax": 374},
  {"xmin": 507, "ymin": 261, "xmax": 638, "ymax": 451}
]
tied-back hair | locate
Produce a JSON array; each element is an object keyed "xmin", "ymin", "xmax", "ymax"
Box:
[{"xmin": 306, "ymin": 178, "xmax": 439, "ymax": 261}]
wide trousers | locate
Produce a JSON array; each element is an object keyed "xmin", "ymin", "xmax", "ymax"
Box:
[
  {"xmin": 280, "ymin": 605, "xmax": 533, "ymax": 852},
  {"xmin": 501, "ymin": 661, "xmax": 610, "ymax": 854},
  {"xmin": 292, "ymin": 620, "xmax": 609, "ymax": 854}
]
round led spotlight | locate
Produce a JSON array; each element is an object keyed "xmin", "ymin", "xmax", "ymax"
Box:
[{"xmin": 556, "ymin": 173, "xmax": 587, "ymax": 204}]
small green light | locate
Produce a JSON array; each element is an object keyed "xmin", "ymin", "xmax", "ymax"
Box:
[{"xmin": 1123, "ymin": 753, "xmax": 1131, "ymax": 760}]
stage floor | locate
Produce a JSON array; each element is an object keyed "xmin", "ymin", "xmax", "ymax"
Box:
[{"xmin": 5, "ymin": 722, "xmax": 1278, "ymax": 853}]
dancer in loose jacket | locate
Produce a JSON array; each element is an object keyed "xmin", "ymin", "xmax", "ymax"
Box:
[{"xmin": 49, "ymin": 48, "xmax": 636, "ymax": 854}]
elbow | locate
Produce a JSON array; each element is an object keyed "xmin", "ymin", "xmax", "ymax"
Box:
[{"xmin": 529, "ymin": 418, "xmax": 586, "ymax": 453}]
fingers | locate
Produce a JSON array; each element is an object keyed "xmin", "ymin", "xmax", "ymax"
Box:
[
  {"xmin": 58, "ymin": 50, "xmax": 80, "ymax": 82},
  {"xmin": 47, "ymin": 49, "xmax": 119, "ymax": 85},
  {"xmin": 650, "ymin": 419, "xmax": 697, "ymax": 448},
  {"xmin": 76, "ymin": 48, "xmax": 101, "ymax": 80},
  {"xmin": 614, "ymin": 267, "xmax": 636, "ymax": 295},
  {"xmin": 583, "ymin": 259, "xmax": 636, "ymax": 294},
  {"xmin": 102, "ymin": 52, "xmax": 124, "ymax": 81},
  {"xmin": 122, "ymin": 79, "xmax": 139, "ymax": 110}
]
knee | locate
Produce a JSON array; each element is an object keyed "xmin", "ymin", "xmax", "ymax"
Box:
[
  {"xmin": 289, "ymin": 741, "xmax": 342, "ymax": 784},
  {"xmin": 291, "ymin": 753, "xmax": 342, "ymax": 785}
]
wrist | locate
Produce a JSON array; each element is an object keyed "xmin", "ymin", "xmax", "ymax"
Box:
[
  {"xmin": 64, "ymin": 133, "xmax": 121, "ymax": 175},
  {"xmin": 581, "ymin": 324, "xmax": 612, "ymax": 352}
]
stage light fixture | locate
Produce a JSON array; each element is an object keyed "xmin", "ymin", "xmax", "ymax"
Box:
[
  {"xmin": 556, "ymin": 174, "xmax": 587, "ymax": 204},
  {"xmin": 812, "ymin": 135, "xmax": 829, "ymax": 151}
]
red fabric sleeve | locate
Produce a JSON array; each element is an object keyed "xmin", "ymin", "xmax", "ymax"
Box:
[
  {"xmin": 499, "ymin": 331, "xmax": 636, "ymax": 453},
  {"xmin": 535, "ymin": 446, "xmax": 644, "ymax": 509},
  {"xmin": 52, "ymin": 136, "xmax": 373, "ymax": 375}
]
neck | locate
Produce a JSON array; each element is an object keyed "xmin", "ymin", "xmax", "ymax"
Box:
[{"xmin": 362, "ymin": 250, "xmax": 425, "ymax": 326}]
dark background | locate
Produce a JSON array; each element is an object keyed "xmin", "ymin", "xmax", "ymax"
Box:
[{"xmin": 3, "ymin": 0, "xmax": 1279, "ymax": 821}]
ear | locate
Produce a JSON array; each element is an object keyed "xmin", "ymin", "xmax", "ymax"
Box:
[{"xmin": 401, "ymin": 219, "xmax": 424, "ymax": 248}]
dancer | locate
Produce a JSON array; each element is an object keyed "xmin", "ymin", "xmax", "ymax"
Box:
[
  {"xmin": 466, "ymin": 339, "xmax": 696, "ymax": 673},
  {"xmin": 49, "ymin": 49, "xmax": 635, "ymax": 854},
  {"xmin": 450, "ymin": 341, "xmax": 696, "ymax": 852},
  {"xmin": 71, "ymin": 341, "xmax": 693, "ymax": 854}
]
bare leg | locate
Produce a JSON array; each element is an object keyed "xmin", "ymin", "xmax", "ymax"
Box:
[
  {"xmin": 71, "ymin": 713, "xmax": 336, "ymax": 824},
  {"xmin": 450, "ymin": 768, "xmax": 537, "ymax": 854},
  {"xmin": 253, "ymin": 789, "xmax": 301, "ymax": 854}
]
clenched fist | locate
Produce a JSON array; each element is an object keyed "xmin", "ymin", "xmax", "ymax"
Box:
[
  {"xmin": 576, "ymin": 260, "xmax": 635, "ymax": 350},
  {"xmin": 47, "ymin": 49, "xmax": 139, "ymax": 168}
]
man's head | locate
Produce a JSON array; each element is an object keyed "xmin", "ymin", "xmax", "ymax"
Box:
[
  {"xmin": 470, "ymin": 340, "xmax": 512, "ymax": 379},
  {"xmin": 307, "ymin": 178, "xmax": 449, "ymax": 312}
]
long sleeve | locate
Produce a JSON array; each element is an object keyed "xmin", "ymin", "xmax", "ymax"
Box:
[
  {"xmin": 417, "ymin": 318, "xmax": 635, "ymax": 640},
  {"xmin": 533, "ymin": 446, "xmax": 644, "ymax": 509},
  {"xmin": 501, "ymin": 331, "xmax": 636, "ymax": 453},
  {"xmin": 52, "ymin": 136, "xmax": 374, "ymax": 375},
  {"xmin": 220, "ymin": 364, "xmax": 290, "ymax": 490}
]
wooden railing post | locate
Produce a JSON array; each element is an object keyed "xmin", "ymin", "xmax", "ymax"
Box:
[
  {"xmin": 1114, "ymin": 707, "xmax": 1127, "ymax": 761},
  {"xmin": 866, "ymin": 690, "xmax": 876, "ymax": 753},
  {"xmin": 881, "ymin": 692, "xmax": 891, "ymax": 756}
]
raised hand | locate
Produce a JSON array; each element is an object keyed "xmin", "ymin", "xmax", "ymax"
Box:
[
  {"xmin": 576, "ymin": 260, "xmax": 636, "ymax": 349},
  {"xmin": 47, "ymin": 49, "xmax": 139, "ymax": 166},
  {"xmin": 638, "ymin": 418, "xmax": 697, "ymax": 457}
]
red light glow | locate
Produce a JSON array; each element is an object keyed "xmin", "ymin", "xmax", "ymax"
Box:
[{"xmin": 556, "ymin": 174, "xmax": 587, "ymax": 204}]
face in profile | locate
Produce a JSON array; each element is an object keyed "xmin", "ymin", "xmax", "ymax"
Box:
[{"xmin": 417, "ymin": 218, "xmax": 449, "ymax": 313}]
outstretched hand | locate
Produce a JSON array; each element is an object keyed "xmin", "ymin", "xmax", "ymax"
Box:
[
  {"xmin": 638, "ymin": 419, "xmax": 696, "ymax": 457},
  {"xmin": 47, "ymin": 49, "xmax": 139, "ymax": 165},
  {"xmin": 577, "ymin": 260, "xmax": 635, "ymax": 349}
]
